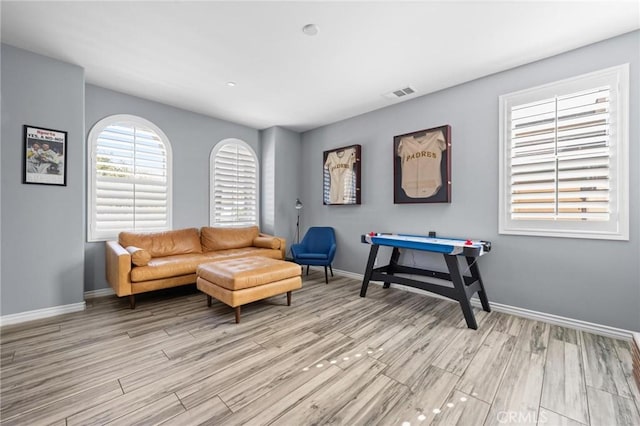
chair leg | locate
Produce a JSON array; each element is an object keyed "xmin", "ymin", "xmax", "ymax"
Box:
[
  {"xmin": 329, "ymin": 264, "xmax": 334, "ymax": 277},
  {"xmin": 234, "ymin": 306, "xmax": 241, "ymax": 324},
  {"xmin": 129, "ymin": 295, "xmax": 136, "ymax": 309},
  {"xmin": 306, "ymin": 265, "xmax": 310, "ymax": 275},
  {"xmin": 324, "ymin": 265, "xmax": 328, "ymax": 284}
]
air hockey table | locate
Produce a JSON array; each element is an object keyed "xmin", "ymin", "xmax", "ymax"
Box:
[{"xmin": 360, "ymin": 233, "xmax": 492, "ymax": 329}]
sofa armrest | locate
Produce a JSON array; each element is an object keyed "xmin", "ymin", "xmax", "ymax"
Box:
[
  {"xmin": 259, "ymin": 232, "xmax": 287, "ymax": 259},
  {"xmin": 105, "ymin": 240, "xmax": 133, "ymax": 296}
]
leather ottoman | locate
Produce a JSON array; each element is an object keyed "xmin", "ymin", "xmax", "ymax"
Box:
[{"xmin": 196, "ymin": 257, "xmax": 302, "ymax": 323}]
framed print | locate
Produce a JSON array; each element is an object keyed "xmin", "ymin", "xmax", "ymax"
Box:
[
  {"xmin": 323, "ymin": 144, "xmax": 361, "ymax": 205},
  {"xmin": 394, "ymin": 125, "xmax": 451, "ymax": 203},
  {"xmin": 23, "ymin": 125, "xmax": 67, "ymax": 186}
]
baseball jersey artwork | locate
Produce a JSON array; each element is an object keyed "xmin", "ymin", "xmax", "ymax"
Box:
[
  {"xmin": 397, "ymin": 130, "xmax": 446, "ymax": 198},
  {"xmin": 324, "ymin": 147, "xmax": 356, "ymax": 204}
]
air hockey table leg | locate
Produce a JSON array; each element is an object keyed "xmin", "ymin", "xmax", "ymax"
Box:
[
  {"xmin": 360, "ymin": 244, "xmax": 380, "ymax": 297},
  {"xmin": 383, "ymin": 247, "xmax": 400, "ymax": 289},
  {"xmin": 444, "ymin": 254, "xmax": 478, "ymax": 330},
  {"xmin": 466, "ymin": 256, "xmax": 491, "ymax": 312}
]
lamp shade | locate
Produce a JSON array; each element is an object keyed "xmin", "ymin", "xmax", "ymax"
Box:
[{"xmin": 295, "ymin": 198, "xmax": 303, "ymax": 210}]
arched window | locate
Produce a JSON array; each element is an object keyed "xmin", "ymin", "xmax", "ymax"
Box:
[
  {"xmin": 210, "ymin": 139, "xmax": 259, "ymax": 226},
  {"xmin": 87, "ymin": 114, "xmax": 172, "ymax": 241}
]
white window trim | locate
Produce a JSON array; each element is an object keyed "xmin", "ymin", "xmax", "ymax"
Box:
[
  {"xmin": 87, "ymin": 114, "xmax": 173, "ymax": 242},
  {"xmin": 498, "ymin": 64, "xmax": 629, "ymax": 241},
  {"xmin": 209, "ymin": 138, "xmax": 260, "ymax": 227}
]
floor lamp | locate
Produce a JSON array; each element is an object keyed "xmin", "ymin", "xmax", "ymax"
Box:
[{"xmin": 295, "ymin": 198, "xmax": 303, "ymax": 244}]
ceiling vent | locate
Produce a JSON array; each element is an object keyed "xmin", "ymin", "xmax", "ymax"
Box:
[{"xmin": 383, "ymin": 86, "xmax": 416, "ymax": 99}]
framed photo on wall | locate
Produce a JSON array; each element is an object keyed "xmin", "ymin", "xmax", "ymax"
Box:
[
  {"xmin": 23, "ymin": 125, "xmax": 67, "ymax": 186},
  {"xmin": 323, "ymin": 144, "xmax": 361, "ymax": 205},
  {"xmin": 394, "ymin": 125, "xmax": 451, "ymax": 203}
]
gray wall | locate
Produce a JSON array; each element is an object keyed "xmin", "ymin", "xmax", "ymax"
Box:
[
  {"xmin": 84, "ymin": 85, "xmax": 260, "ymax": 292},
  {"xmin": 260, "ymin": 127, "xmax": 277, "ymax": 235},
  {"xmin": 300, "ymin": 31, "xmax": 640, "ymax": 331},
  {"xmin": 274, "ymin": 127, "xmax": 302, "ymax": 247},
  {"xmin": 273, "ymin": 127, "xmax": 302, "ymax": 247},
  {"xmin": 260, "ymin": 127, "xmax": 302, "ymax": 249},
  {"xmin": 1, "ymin": 44, "xmax": 85, "ymax": 315}
]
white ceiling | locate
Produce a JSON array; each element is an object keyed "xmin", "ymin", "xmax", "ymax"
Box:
[{"xmin": 1, "ymin": 1, "xmax": 638, "ymax": 132}]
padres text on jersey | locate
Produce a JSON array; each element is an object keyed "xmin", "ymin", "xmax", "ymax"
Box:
[
  {"xmin": 397, "ymin": 130, "xmax": 446, "ymax": 198},
  {"xmin": 324, "ymin": 148, "xmax": 356, "ymax": 204}
]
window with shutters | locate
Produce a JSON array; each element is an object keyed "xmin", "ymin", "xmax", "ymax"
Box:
[
  {"xmin": 210, "ymin": 139, "xmax": 259, "ymax": 226},
  {"xmin": 499, "ymin": 65, "xmax": 629, "ymax": 240},
  {"xmin": 87, "ymin": 115, "xmax": 172, "ymax": 242}
]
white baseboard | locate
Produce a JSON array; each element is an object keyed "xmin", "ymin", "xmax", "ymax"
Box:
[
  {"xmin": 0, "ymin": 302, "xmax": 86, "ymax": 327},
  {"xmin": 330, "ymin": 268, "xmax": 636, "ymax": 341},
  {"xmin": 84, "ymin": 288, "xmax": 115, "ymax": 299}
]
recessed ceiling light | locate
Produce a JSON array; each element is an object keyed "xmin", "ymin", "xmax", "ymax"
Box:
[
  {"xmin": 226, "ymin": 81, "xmax": 236, "ymax": 87},
  {"xmin": 302, "ymin": 24, "xmax": 319, "ymax": 36}
]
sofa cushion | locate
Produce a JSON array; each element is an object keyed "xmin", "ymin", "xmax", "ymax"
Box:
[
  {"xmin": 130, "ymin": 253, "xmax": 209, "ymax": 282},
  {"xmin": 202, "ymin": 247, "xmax": 283, "ymax": 261},
  {"xmin": 200, "ymin": 226, "xmax": 260, "ymax": 252},
  {"xmin": 252, "ymin": 236, "xmax": 281, "ymax": 250},
  {"xmin": 119, "ymin": 228, "xmax": 202, "ymax": 258},
  {"xmin": 129, "ymin": 248, "xmax": 281, "ymax": 283},
  {"xmin": 125, "ymin": 246, "xmax": 151, "ymax": 266}
]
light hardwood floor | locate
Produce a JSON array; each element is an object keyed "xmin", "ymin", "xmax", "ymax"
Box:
[{"xmin": 1, "ymin": 271, "xmax": 639, "ymax": 425}]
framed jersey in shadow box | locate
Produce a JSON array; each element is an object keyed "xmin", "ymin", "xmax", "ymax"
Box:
[
  {"xmin": 323, "ymin": 144, "xmax": 361, "ymax": 205},
  {"xmin": 394, "ymin": 125, "xmax": 451, "ymax": 203}
]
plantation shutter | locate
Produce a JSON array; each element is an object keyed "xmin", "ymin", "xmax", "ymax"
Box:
[
  {"xmin": 93, "ymin": 123, "xmax": 170, "ymax": 238},
  {"xmin": 212, "ymin": 142, "xmax": 258, "ymax": 226},
  {"xmin": 509, "ymin": 87, "xmax": 610, "ymax": 222}
]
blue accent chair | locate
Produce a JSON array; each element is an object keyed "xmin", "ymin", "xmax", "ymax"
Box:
[{"xmin": 290, "ymin": 227, "xmax": 336, "ymax": 284}]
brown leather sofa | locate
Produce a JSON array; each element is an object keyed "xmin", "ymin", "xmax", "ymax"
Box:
[{"xmin": 105, "ymin": 226, "xmax": 285, "ymax": 308}]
